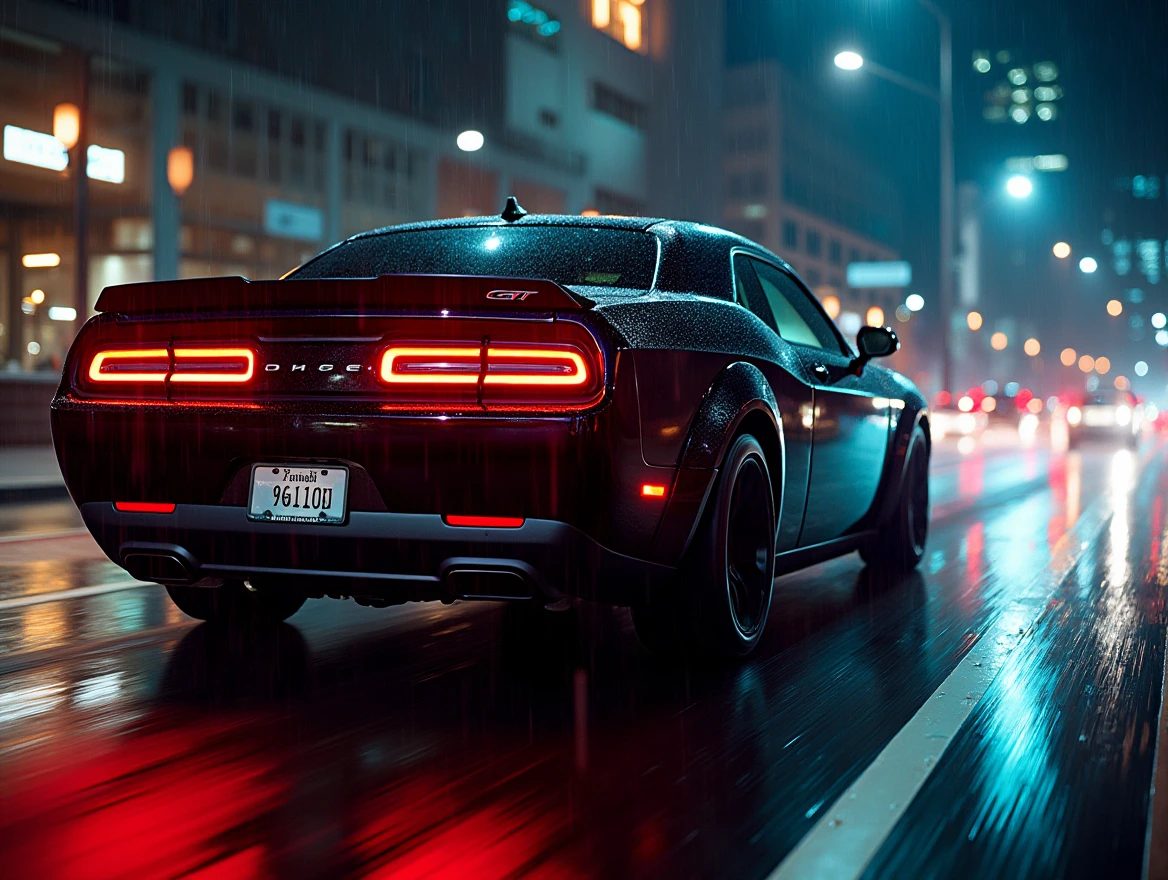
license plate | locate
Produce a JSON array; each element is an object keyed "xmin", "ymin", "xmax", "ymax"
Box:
[{"xmin": 248, "ymin": 464, "xmax": 349, "ymax": 524}]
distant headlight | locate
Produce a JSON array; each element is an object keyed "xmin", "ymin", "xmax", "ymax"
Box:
[
  {"xmin": 957, "ymin": 413, "xmax": 976, "ymax": 434},
  {"xmin": 1116, "ymin": 405, "xmax": 1132, "ymax": 426},
  {"xmin": 1067, "ymin": 406, "xmax": 1082, "ymax": 425}
]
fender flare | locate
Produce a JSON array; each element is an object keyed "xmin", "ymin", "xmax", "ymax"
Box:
[
  {"xmin": 677, "ymin": 361, "xmax": 785, "ymax": 537},
  {"xmin": 871, "ymin": 406, "xmax": 930, "ymax": 528}
]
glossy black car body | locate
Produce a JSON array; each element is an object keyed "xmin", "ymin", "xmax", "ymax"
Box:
[{"xmin": 52, "ymin": 213, "xmax": 929, "ymax": 650}]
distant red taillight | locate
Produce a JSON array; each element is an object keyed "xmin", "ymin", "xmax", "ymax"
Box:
[
  {"xmin": 444, "ymin": 515, "xmax": 526, "ymax": 528},
  {"xmin": 114, "ymin": 501, "xmax": 176, "ymax": 513}
]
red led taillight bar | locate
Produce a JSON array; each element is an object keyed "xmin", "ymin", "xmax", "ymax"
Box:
[
  {"xmin": 379, "ymin": 344, "xmax": 593, "ymax": 388},
  {"xmin": 86, "ymin": 347, "xmax": 255, "ymax": 385}
]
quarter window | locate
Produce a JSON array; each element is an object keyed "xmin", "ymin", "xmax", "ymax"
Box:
[{"xmin": 749, "ymin": 260, "xmax": 841, "ymax": 352}]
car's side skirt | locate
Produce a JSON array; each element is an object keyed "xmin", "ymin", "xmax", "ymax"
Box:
[{"xmin": 773, "ymin": 531, "xmax": 877, "ymax": 576}]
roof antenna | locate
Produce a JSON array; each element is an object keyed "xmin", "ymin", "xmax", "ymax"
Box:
[{"xmin": 501, "ymin": 195, "xmax": 528, "ymax": 222}]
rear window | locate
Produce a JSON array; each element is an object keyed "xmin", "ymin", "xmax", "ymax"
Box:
[{"xmin": 291, "ymin": 226, "xmax": 658, "ymax": 290}]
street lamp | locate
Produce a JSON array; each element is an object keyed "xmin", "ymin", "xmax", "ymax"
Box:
[
  {"xmin": 834, "ymin": 51, "xmax": 864, "ymax": 71},
  {"xmin": 1079, "ymin": 256, "xmax": 1098, "ymax": 274},
  {"xmin": 167, "ymin": 146, "xmax": 194, "ymax": 196},
  {"xmin": 456, "ymin": 130, "xmax": 485, "ymax": 152},
  {"xmin": 1053, "ymin": 241, "xmax": 1071, "ymax": 259},
  {"xmin": 832, "ymin": 0, "xmax": 954, "ymax": 394},
  {"xmin": 1006, "ymin": 175, "xmax": 1033, "ymax": 199}
]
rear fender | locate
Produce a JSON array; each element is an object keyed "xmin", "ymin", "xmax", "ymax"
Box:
[{"xmin": 649, "ymin": 362, "xmax": 784, "ymax": 564}]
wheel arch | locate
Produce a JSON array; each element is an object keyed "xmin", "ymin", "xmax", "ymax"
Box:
[{"xmin": 678, "ymin": 361, "xmax": 785, "ymax": 540}]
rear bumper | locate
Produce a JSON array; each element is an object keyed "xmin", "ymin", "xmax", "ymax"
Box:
[{"xmin": 80, "ymin": 502, "xmax": 674, "ymax": 606}]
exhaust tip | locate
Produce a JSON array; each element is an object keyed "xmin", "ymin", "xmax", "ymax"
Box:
[
  {"xmin": 446, "ymin": 568, "xmax": 535, "ymax": 601},
  {"xmin": 123, "ymin": 552, "xmax": 193, "ymax": 584}
]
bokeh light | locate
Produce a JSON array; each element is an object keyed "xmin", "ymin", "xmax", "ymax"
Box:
[
  {"xmin": 1024, "ymin": 337, "xmax": 1041, "ymax": 356},
  {"xmin": 1095, "ymin": 356, "xmax": 1111, "ymax": 374},
  {"xmin": 822, "ymin": 295, "xmax": 840, "ymax": 319},
  {"xmin": 967, "ymin": 311, "xmax": 983, "ymax": 331},
  {"xmin": 1060, "ymin": 347, "xmax": 1077, "ymax": 366},
  {"xmin": 1053, "ymin": 241, "xmax": 1071, "ymax": 259},
  {"xmin": 866, "ymin": 306, "xmax": 885, "ymax": 327},
  {"xmin": 1080, "ymin": 256, "xmax": 1098, "ymax": 273},
  {"xmin": 1107, "ymin": 299, "xmax": 1123, "ymax": 316},
  {"xmin": 1079, "ymin": 354, "xmax": 1095, "ymax": 373},
  {"xmin": 1135, "ymin": 360, "xmax": 1149, "ymax": 377},
  {"xmin": 990, "ymin": 331, "xmax": 1008, "ymax": 350}
]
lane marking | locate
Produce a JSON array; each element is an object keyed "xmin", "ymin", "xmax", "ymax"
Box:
[
  {"xmin": 0, "ymin": 528, "xmax": 90, "ymax": 544},
  {"xmin": 0, "ymin": 580, "xmax": 154, "ymax": 611},
  {"xmin": 769, "ymin": 452, "xmax": 1135, "ymax": 880}
]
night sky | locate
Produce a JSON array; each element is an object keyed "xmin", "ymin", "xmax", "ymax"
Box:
[{"xmin": 727, "ymin": 0, "xmax": 1168, "ymax": 375}]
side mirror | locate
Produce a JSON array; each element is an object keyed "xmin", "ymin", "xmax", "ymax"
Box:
[{"xmin": 850, "ymin": 325, "xmax": 900, "ymax": 375}]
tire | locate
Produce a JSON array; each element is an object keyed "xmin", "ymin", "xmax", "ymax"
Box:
[
  {"xmin": 632, "ymin": 433, "xmax": 777, "ymax": 659},
  {"xmin": 165, "ymin": 580, "xmax": 306, "ymax": 625},
  {"xmin": 861, "ymin": 426, "xmax": 929, "ymax": 572}
]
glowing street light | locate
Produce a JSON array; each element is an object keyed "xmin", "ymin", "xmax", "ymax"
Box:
[
  {"xmin": 53, "ymin": 102, "xmax": 80, "ymax": 149},
  {"xmin": 1095, "ymin": 356, "xmax": 1111, "ymax": 374},
  {"xmin": 456, "ymin": 130, "xmax": 485, "ymax": 152},
  {"xmin": 1107, "ymin": 299, "xmax": 1123, "ymax": 316},
  {"xmin": 1024, "ymin": 337, "xmax": 1041, "ymax": 356},
  {"xmin": 1078, "ymin": 354, "xmax": 1095, "ymax": 373},
  {"xmin": 1154, "ymin": 312, "xmax": 1168, "ymax": 329},
  {"xmin": 1079, "ymin": 256, "xmax": 1098, "ymax": 273},
  {"xmin": 1136, "ymin": 360, "xmax": 1149, "ymax": 377},
  {"xmin": 1053, "ymin": 241, "xmax": 1071, "ymax": 259},
  {"xmin": 1006, "ymin": 175, "xmax": 1033, "ymax": 199},
  {"xmin": 866, "ymin": 305, "xmax": 885, "ymax": 326},
  {"xmin": 167, "ymin": 146, "xmax": 194, "ymax": 196},
  {"xmin": 905, "ymin": 293, "xmax": 925, "ymax": 312},
  {"xmin": 834, "ymin": 51, "xmax": 864, "ymax": 71},
  {"xmin": 1060, "ymin": 347, "xmax": 1077, "ymax": 366},
  {"xmin": 967, "ymin": 311, "xmax": 983, "ymax": 331},
  {"xmin": 991, "ymin": 331, "xmax": 1008, "ymax": 350}
]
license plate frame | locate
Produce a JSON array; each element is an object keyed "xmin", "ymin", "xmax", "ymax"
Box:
[{"xmin": 247, "ymin": 463, "xmax": 349, "ymax": 525}]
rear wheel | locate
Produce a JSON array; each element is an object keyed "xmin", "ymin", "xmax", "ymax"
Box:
[
  {"xmin": 861, "ymin": 427, "xmax": 929, "ymax": 572},
  {"xmin": 165, "ymin": 580, "xmax": 306, "ymax": 626},
  {"xmin": 632, "ymin": 433, "xmax": 776, "ymax": 659}
]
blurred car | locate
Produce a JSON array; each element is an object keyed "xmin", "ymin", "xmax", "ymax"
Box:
[
  {"xmin": 930, "ymin": 404, "xmax": 988, "ymax": 441},
  {"xmin": 1065, "ymin": 389, "xmax": 1142, "ymax": 448}
]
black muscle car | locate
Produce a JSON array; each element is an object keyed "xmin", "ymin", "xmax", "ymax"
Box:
[{"xmin": 51, "ymin": 201, "xmax": 930, "ymax": 658}]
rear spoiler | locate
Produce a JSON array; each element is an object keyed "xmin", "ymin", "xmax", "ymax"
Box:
[{"xmin": 93, "ymin": 274, "xmax": 593, "ymax": 315}]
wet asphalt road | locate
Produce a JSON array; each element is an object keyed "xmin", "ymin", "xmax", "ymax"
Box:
[{"xmin": 1, "ymin": 437, "xmax": 1167, "ymax": 879}]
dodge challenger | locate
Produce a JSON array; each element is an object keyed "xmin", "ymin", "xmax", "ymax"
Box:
[{"xmin": 51, "ymin": 200, "xmax": 930, "ymax": 658}]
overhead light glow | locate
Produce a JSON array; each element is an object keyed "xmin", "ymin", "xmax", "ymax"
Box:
[
  {"xmin": 1006, "ymin": 175, "xmax": 1033, "ymax": 199},
  {"xmin": 456, "ymin": 130, "xmax": 484, "ymax": 152},
  {"xmin": 4, "ymin": 125, "xmax": 68, "ymax": 171},
  {"xmin": 865, "ymin": 306, "xmax": 884, "ymax": 327},
  {"xmin": 53, "ymin": 103, "xmax": 80, "ymax": 149},
  {"xmin": 22, "ymin": 253, "xmax": 61, "ymax": 269},
  {"xmin": 834, "ymin": 51, "xmax": 864, "ymax": 71},
  {"xmin": 1060, "ymin": 347, "xmax": 1077, "ymax": 366},
  {"xmin": 822, "ymin": 295, "xmax": 841, "ymax": 319},
  {"xmin": 1079, "ymin": 354, "xmax": 1095, "ymax": 373},
  {"xmin": 1079, "ymin": 257, "xmax": 1098, "ymax": 274},
  {"xmin": 1024, "ymin": 337, "xmax": 1041, "ymax": 356},
  {"xmin": 1158, "ymin": 330, "xmax": 1168, "ymax": 347},
  {"xmin": 1153, "ymin": 312, "xmax": 1167, "ymax": 329},
  {"xmin": 1053, "ymin": 242, "xmax": 1071, "ymax": 259},
  {"xmin": 1095, "ymin": 356, "xmax": 1111, "ymax": 375},
  {"xmin": 966, "ymin": 311, "xmax": 983, "ymax": 331},
  {"xmin": 29, "ymin": 289, "xmax": 45, "ymax": 304},
  {"xmin": 47, "ymin": 306, "xmax": 77, "ymax": 322},
  {"xmin": 1107, "ymin": 299, "xmax": 1123, "ymax": 316},
  {"xmin": 991, "ymin": 331, "xmax": 1008, "ymax": 350},
  {"xmin": 1135, "ymin": 360, "xmax": 1149, "ymax": 377},
  {"xmin": 86, "ymin": 144, "xmax": 125, "ymax": 184},
  {"xmin": 905, "ymin": 293, "xmax": 925, "ymax": 312}
]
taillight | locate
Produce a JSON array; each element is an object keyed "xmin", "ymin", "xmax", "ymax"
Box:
[
  {"xmin": 85, "ymin": 346, "xmax": 255, "ymax": 388},
  {"xmin": 378, "ymin": 339, "xmax": 602, "ymax": 409},
  {"xmin": 88, "ymin": 349, "xmax": 170, "ymax": 383},
  {"xmin": 171, "ymin": 348, "xmax": 254, "ymax": 384},
  {"xmin": 114, "ymin": 501, "xmax": 176, "ymax": 513}
]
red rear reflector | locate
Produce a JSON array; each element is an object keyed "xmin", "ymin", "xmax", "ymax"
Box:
[
  {"xmin": 641, "ymin": 484, "xmax": 667, "ymax": 498},
  {"xmin": 88, "ymin": 349, "xmax": 170, "ymax": 383},
  {"xmin": 171, "ymin": 347, "xmax": 254, "ymax": 383},
  {"xmin": 114, "ymin": 502, "xmax": 176, "ymax": 513},
  {"xmin": 443, "ymin": 515, "xmax": 526, "ymax": 528}
]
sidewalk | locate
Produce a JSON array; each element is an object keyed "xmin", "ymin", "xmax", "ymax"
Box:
[{"xmin": 0, "ymin": 446, "xmax": 66, "ymax": 502}]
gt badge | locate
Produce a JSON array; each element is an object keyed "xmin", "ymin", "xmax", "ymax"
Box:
[{"xmin": 486, "ymin": 290, "xmax": 538, "ymax": 301}]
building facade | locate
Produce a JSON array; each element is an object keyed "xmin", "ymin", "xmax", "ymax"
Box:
[
  {"xmin": 0, "ymin": 0, "xmax": 723, "ymax": 369},
  {"xmin": 723, "ymin": 62, "xmax": 910, "ymax": 354}
]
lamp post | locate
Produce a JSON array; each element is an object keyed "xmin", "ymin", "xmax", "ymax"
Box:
[
  {"xmin": 54, "ymin": 51, "xmax": 90, "ymax": 337},
  {"xmin": 835, "ymin": 0, "xmax": 954, "ymax": 394}
]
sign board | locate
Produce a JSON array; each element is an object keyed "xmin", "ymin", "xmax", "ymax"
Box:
[
  {"xmin": 847, "ymin": 261, "xmax": 913, "ymax": 289},
  {"xmin": 264, "ymin": 199, "xmax": 324, "ymax": 241},
  {"xmin": 4, "ymin": 125, "xmax": 126, "ymax": 183}
]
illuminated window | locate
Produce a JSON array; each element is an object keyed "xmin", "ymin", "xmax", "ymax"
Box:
[{"xmin": 592, "ymin": 0, "xmax": 647, "ymax": 54}]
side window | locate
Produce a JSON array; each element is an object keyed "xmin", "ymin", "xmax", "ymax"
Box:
[
  {"xmin": 750, "ymin": 260, "xmax": 842, "ymax": 352},
  {"xmin": 732, "ymin": 255, "xmax": 779, "ymax": 334}
]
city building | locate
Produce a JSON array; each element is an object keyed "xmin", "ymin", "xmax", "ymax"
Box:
[
  {"xmin": 723, "ymin": 62, "xmax": 908, "ymax": 350},
  {"xmin": 0, "ymin": 0, "xmax": 723, "ymax": 371}
]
